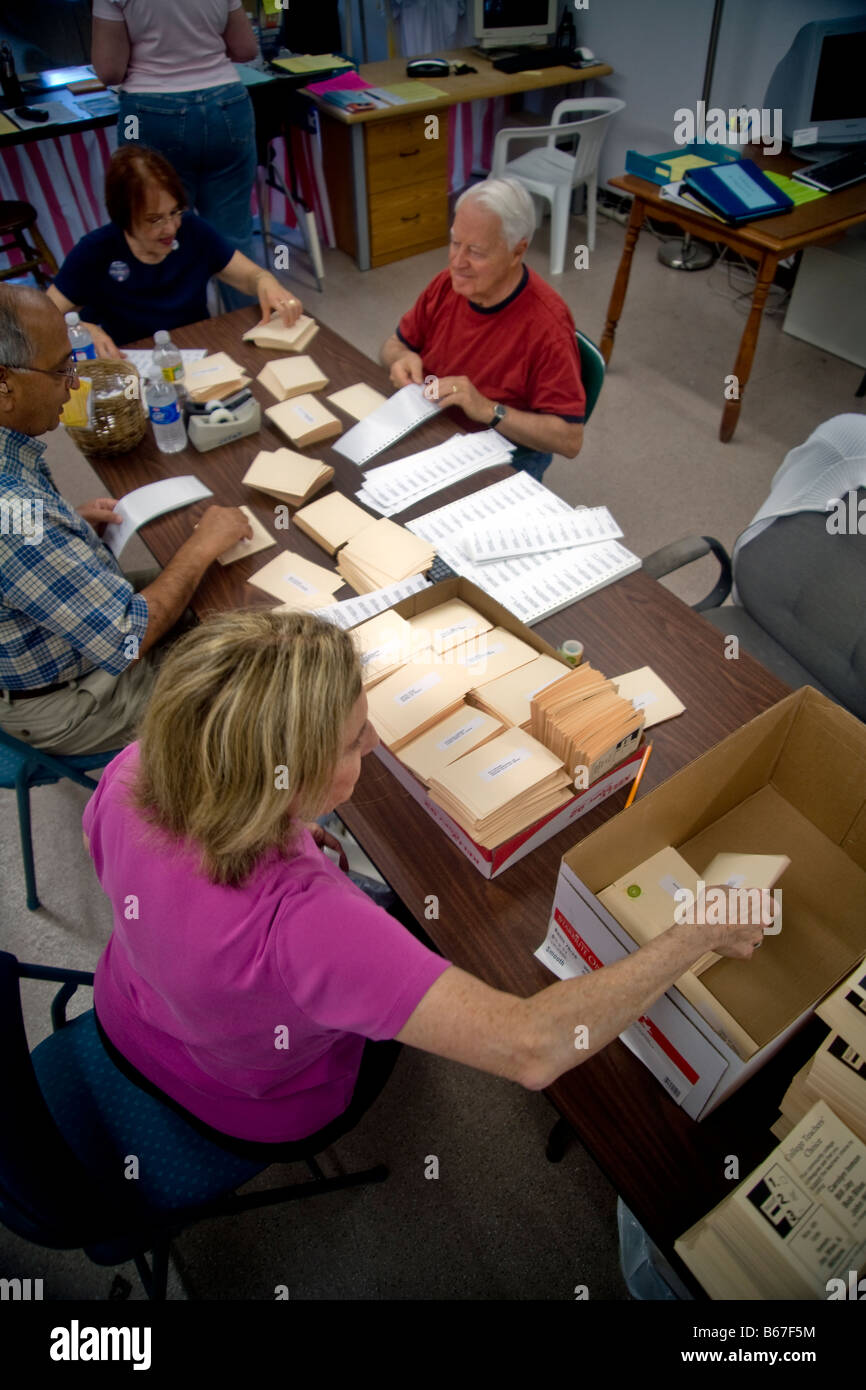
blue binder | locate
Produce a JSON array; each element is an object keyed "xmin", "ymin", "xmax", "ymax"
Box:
[{"xmin": 682, "ymin": 159, "xmax": 793, "ymax": 224}]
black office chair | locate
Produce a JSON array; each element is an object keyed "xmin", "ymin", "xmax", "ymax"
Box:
[
  {"xmin": 642, "ymin": 487, "xmax": 866, "ymax": 722},
  {"xmin": 0, "ymin": 952, "xmax": 389, "ymax": 1299}
]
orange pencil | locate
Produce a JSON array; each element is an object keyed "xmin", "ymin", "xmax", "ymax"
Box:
[{"xmin": 624, "ymin": 742, "xmax": 653, "ymax": 809}]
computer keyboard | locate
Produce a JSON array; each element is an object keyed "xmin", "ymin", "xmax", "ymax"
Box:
[
  {"xmin": 492, "ymin": 47, "xmax": 582, "ymax": 74},
  {"xmin": 426, "ymin": 554, "xmax": 460, "ymax": 584},
  {"xmin": 792, "ymin": 147, "xmax": 866, "ymax": 193}
]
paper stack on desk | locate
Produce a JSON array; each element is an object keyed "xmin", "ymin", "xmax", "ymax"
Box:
[
  {"xmin": 242, "ymin": 315, "xmax": 319, "ymax": 352},
  {"xmin": 257, "ymin": 355, "xmax": 328, "ymax": 402},
  {"xmin": 242, "ymin": 448, "xmax": 334, "ymax": 507},
  {"xmin": 351, "ymin": 609, "xmax": 416, "ymax": 687},
  {"xmin": 326, "ymin": 382, "xmax": 388, "ymax": 421},
  {"xmin": 337, "ymin": 518, "xmax": 434, "ymax": 594},
  {"xmin": 529, "ymin": 662, "xmax": 646, "ymax": 786},
  {"xmin": 332, "ymin": 384, "xmax": 440, "ymax": 466},
  {"xmin": 216, "ymin": 506, "xmax": 276, "ymax": 566},
  {"xmin": 356, "ymin": 430, "xmax": 514, "ymax": 515},
  {"xmin": 293, "ymin": 492, "xmax": 376, "ymax": 555},
  {"xmin": 406, "ymin": 599, "xmax": 492, "ymax": 655},
  {"xmin": 451, "ymin": 626, "xmax": 539, "ymax": 688},
  {"xmin": 366, "ymin": 656, "xmax": 476, "ymax": 751},
  {"xmin": 398, "ymin": 705, "xmax": 505, "ymax": 786},
  {"xmin": 470, "ymin": 654, "xmax": 570, "ymax": 730},
  {"xmin": 186, "ymin": 352, "xmax": 250, "ymax": 403},
  {"xmin": 247, "ymin": 550, "xmax": 343, "ymax": 610},
  {"xmin": 427, "ymin": 729, "xmax": 573, "ymax": 850},
  {"xmin": 266, "ymin": 394, "xmax": 342, "ymax": 449}
]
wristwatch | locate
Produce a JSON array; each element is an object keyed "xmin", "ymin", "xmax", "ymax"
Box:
[{"xmin": 490, "ymin": 402, "xmax": 506, "ymax": 429}]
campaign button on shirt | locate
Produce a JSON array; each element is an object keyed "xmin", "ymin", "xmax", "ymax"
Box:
[{"xmin": 109, "ymin": 260, "xmax": 130, "ymax": 282}]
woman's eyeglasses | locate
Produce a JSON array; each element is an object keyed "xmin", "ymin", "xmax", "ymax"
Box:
[{"xmin": 143, "ymin": 207, "xmax": 186, "ymax": 228}]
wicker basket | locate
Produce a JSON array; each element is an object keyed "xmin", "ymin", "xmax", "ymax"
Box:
[{"xmin": 63, "ymin": 358, "xmax": 148, "ymax": 457}]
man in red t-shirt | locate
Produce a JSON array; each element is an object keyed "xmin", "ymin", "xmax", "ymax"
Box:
[{"xmin": 380, "ymin": 177, "xmax": 585, "ymax": 479}]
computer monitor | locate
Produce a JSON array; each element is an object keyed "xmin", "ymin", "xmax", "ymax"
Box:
[
  {"xmin": 473, "ymin": 0, "xmax": 558, "ymax": 51},
  {"xmin": 765, "ymin": 14, "xmax": 866, "ymax": 151}
]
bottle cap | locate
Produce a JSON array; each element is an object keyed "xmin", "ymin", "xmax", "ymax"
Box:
[
  {"xmin": 64, "ymin": 311, "xmax": 80, "ymax": 327},
  {"xmin": 154, "ymin": 330, "xmax": 169, "ymax": 345}
]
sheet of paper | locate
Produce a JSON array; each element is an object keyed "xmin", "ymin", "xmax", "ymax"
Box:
[
  {"xmin": 311, "ymin": 573, "xmax": 431, "ymax": 629},
  {"xmin": 356, "ymin": 430, "xmax": 515, "ymax": 516},
  {"xmin": 460, "ymin": 506, "xmax": 623, "ymax": 562},
  {"xmin": 611, "ymin": 666, "xmax": 686, "ymax": 727},
  {"xmin": 247, "ymin": 550, "xmax": 343, "ymax": 601},
  {"xmin": 102, "ymin": 476, "xmax": 213, "ymax": 558},
  {"xmin": 406, "ymin": 473, "xmax": 640, "ymax": 625},
  {"xmin": 216, "ymin": 506, "xmax": 276, "ymax": 566},
  {"xmin": 332, "ymin": 384, "xmax": 440, "ymax": 466}
]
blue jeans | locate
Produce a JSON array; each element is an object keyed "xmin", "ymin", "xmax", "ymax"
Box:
[
  {"xmin": 510, "ymin": 447, "xmax": 554, "ymax": 480},
  {"xmin": 118, "ymin": 83, "xmax": 258, "ymax": 309}
]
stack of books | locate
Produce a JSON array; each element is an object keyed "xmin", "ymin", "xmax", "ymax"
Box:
[
  {"xmin": 675, "ymin": 1101, "xmax": 866, "ymax": 1299},
  {"xmin": 773, "ymin": 959, "xmax": 866, "ymax": 1145},
  {"xmin": 242, "ymin": 315, "xmax": 319, "ymax": 352},
  {"xmin": 242, "ymin": 448, "xmax": 334, "ymax": 508},
  {"xmin": 293, "ymin": 492, "xmax": 375, "ymax": 555},
  {"xmin": 426, "ymin": 729, "xmax": 573, "ymax": 851},
  {"xmin": 529, "ymin": 662, "xmax": 645, "ymax": 785},
  {"xmin": 337, "ymin": 518, "xmax": 434, "ymax": 594},
  {"xmin": 265, "ymin": 395, "xmax": 342, "ymax": 449},
  {"xmin": 256, "ymin": 355, "xmax": 328, "ymax": 402}
]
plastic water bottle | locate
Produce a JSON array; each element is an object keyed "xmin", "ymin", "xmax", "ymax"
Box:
[
  {"xmin": 65, "ymin": 312, "xmax": 96, "ymax": 362},
  {"xmin": 146, "ymin": 369, "xmax": 187, "ymax": 453},
  {"xmin": 152, "ymin": 329, "xmax": 186, "ymax": 398}
]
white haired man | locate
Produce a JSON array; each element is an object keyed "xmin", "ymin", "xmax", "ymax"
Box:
[
  {"xmin": 380, "ymin": 177, "xmax": 585, "ymax": 479},
  {"xmin": 0, "ymin": 285, "xmax": 251, "ymax": 754}
]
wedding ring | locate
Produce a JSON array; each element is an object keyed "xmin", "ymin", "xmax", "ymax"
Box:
[{"xmin": 452, "ymin": 384, "xmax": 457, "ymax": 394}]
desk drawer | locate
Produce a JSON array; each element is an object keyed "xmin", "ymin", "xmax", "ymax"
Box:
[
  {"xmin": 366, "ymin": 115, "xmax": 446, "ymax": 193},
  {"xmin": 369, "ymin": 178, "xmax": 449, "ymax": 265}
]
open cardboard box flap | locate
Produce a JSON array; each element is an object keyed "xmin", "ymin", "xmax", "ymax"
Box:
[{"xmin": 560, "ymin": 688, "xmax": 866, "ymax": 1049}]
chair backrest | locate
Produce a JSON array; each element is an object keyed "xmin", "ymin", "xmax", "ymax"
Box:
[
  {"xmin": 576, "ymin": 330, "xmax": 605, "ymax": 423},
  {"xmin": 733, "ymin": 488, "xmax": 866, "ymax": 720},
  {"xmin": 549, "ymin": 98, "xmax": 626, "ymax": 185}
]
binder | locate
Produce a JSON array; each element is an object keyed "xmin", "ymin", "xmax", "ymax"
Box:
[{"xmin": 682, "ymin": 159, "xmax": 793, "ymax": 224}]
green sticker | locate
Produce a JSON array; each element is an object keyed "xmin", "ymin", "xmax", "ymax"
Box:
[{"xmin": 626, "ymin": 884, "xmax": 641, "ymax": 898}]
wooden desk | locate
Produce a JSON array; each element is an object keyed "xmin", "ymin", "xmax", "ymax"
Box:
[
  {"xmin": 303, "ymin": 47, "xmax": 613, "ymax": 271},
  {"xmin": 90, "ymin": 308, "xmax": 798, "ymax": 1291},
  {"xmin": 604, "ymin": 147, "xmax": 866, "ymax": 442}
]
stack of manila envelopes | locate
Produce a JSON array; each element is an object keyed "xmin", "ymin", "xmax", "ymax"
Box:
[
  {"xmin": 326, "ymin": 382, "xmax": 388, "ymax": 421},
  {"xmin": 266, "ymin": 394, "xmax": 342, "ymax": 449},
  {"xmin": 405, "ymin": 599, "xmax": 491, "ymax": 655},
  {"xmin": 611, "ymin": 665, "xmax": 686, "ymax": 728},
  {"xmin": 242, "ymin": 448, "xmax": 333, "ymax": 507},
  {"xmin": 247, "ymin": 550, "xmax": 343, "ymax": 611},
  {"xmin": 399, "ymin": 704, "xmax": 505, "ymax": 785},
  {"xmin": 471, "ymin": 654, "xmax": 569, "ymax": 730},
  {"xmin": 451, "ymin": 625, "xmax": 538, "ymax": 688},
  {"xmin": 216, "ymin": 506, "xmax": 276, "ymax": 566},
  {"xmin": 529, "ymin": 662, "xmax": 645, "ymax": 786},
  {"xmin": 337, "ymin": 518, "xmax": 434, "ymax": 594},
  {"xmin": 293, "ymin": 492, "xmax": 376, "ymax": 555},
  {"xmin": 242, "ymin": 315, "xmax": 319, "ymax": 352},
  {"xmin": 186, "ymin": 352, "xmax": 250, "ymax": 403},
  {"xmin": 351, "ymin": 608, "xmax": 418, "ymax": 688},
  {"xmin": 366, "ymin": 655, "xmax": 476, "ymax": 751},
  {"xmin": 257, "ymin": 355, "xmax": 328, "ymax": 402},
  {"xmin": 427, "ymin": 728, "xmax": 572, "ymax": 850}
]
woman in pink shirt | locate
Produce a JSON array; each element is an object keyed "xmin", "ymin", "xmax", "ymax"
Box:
[
  {"xmin": 84, "ymin": 608, "xmax": 770, "ymax": 1160},
  {"xmin": 91, "ymin": 0, "xmax": 260, "ymax": 309}
]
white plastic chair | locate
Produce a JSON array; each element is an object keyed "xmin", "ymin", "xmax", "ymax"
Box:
[{"xmin": 491, "ymin": 98, "xmax": 626, "ymax": 274}]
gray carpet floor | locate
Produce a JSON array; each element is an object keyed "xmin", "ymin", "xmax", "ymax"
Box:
[{"xmin": 0, "ymin": 197, "xmax": 857, "ymax": 1301}]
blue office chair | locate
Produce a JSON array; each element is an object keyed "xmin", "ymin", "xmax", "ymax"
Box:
[
  {"xmin": 0, "ymin": 951, "xmax": 389, "ymax": 1299},
  {"xmin": 576, "ymin": 329, "xmax": 605, "ymax": 422},
  {"xmin": 0, "ymin": 726, "xmax": 119, "ymax": 910}
]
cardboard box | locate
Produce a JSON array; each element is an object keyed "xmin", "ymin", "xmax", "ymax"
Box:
[
  {"xmin": 373, "ymin": 577, "xmax": 644, "ymax": 878},
  {"xmin": 536, "ymin": 687, "xmax": 866, "ymax": 1118}
]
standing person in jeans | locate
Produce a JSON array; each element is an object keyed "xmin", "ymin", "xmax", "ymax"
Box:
[{"xmin": 91, "ymin": 0, "xmax": 260, "ymax": 310}]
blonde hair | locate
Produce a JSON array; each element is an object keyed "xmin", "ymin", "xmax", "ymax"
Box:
[{"xmin": 133, "ymin": 610, "xmax": 362, "ymax": 886}]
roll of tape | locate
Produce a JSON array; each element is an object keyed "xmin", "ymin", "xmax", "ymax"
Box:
[
  {"xmin": 206, "ymin": 408, "xmax": 235, "ymax": 424},
  {"xmin": 559, "ymin": 639, "xmax": 584, "ymax": 667}
]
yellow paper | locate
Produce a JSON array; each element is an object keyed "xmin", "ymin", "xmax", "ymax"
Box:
[
  {"xmin": 272, "ymin": 55, "xmax": 352, "ymax": 74},
  {"xmin": 663, "ymin": 154, "xmax": 713, "ymax": 181},
  {"xmin": 383, "ymin": 82, "xmax": 448, "ymax": 101},
  {"xmin": 60, "ymin": 378, "xmax": 92, "ymax": 428}
]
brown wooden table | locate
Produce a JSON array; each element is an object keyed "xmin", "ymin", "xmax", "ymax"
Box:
[
  {"xmin": 91, "ymin": 307, "xmax": 803, "ymax": 1293},
  {"xmin": 603, "ymin": 145, "xmax": 866, "ymax": 442}
]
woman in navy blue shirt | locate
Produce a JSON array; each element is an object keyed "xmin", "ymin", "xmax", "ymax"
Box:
[{"xmin": 47, "ymin": 146, "xmax": 303, "ymax": 357}]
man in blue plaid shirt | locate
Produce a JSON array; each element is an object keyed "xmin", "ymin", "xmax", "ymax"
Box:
[{"xmin": 0, "ymin": 286, "xmax": 251, "ymax": 754}]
